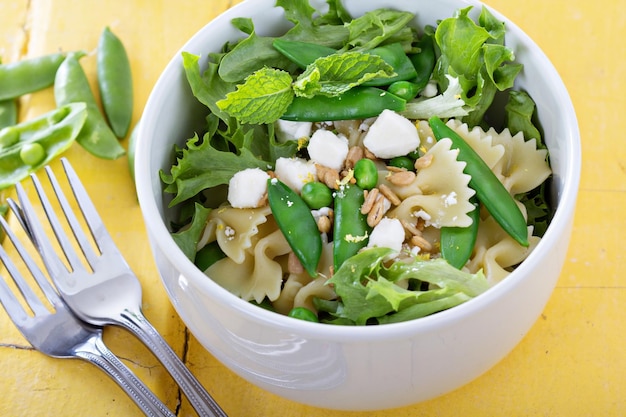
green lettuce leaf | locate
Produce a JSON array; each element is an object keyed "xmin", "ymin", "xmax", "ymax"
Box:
[
  {"xmin": 326, "ymin": 247, "xmax": 489, "ymax": 325},
  {"xmin": 161, "ymin": 132, "xmax": 271, "ymax": 206},
  {"xmin": 344, "ymin": 9, "xmax": 415, "ymax": 52},
  {"xmin": 217, "ymin": 67, "xmax": 294, "ymax": 125},
  {"xmin": 293, "ymin": 52, "xmax": 395, "ymax": 98},
  {"xmin": 505, "ymin": 90, "xmax": 543, "ymax": 145},
  {"xmin": 434, "ymin": 6, "xmax": 523, "ymax": 127},
  {"xmin": 171, "ymin": 202, "xmax": 212, "ymax": 261},
  {"xmin": 401, "ymin": 74, "xmax": 469, "ymax": 119}
]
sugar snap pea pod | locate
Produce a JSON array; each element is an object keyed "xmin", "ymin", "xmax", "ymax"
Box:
[
  {"xmin": 281, "ymin": 87, "xmax": 405, "ymax": 122},
  {"xmin": 97, "ymin": 27, "xmax": 133, "ymax": 138},
  {"xmin": 0, "ymin": 99, "xmax": 17, "ymax": 129},
  {"xmin": 0, "ymin": 52, "xmax": 67, "ymax": 100},
  {"xmin": 272, "ymin": 39, "xmax": 336, "ymax": 69},
  {"xmin": 333, "ymin": 184, "xmax": 371, "ymax": 271},
  {"xmin": 273, "ymin": 40, "xmax": 416, "ymax": 86},
  {"xmin": 408, "ymin": 34, "xmax": 436, "ymax": 92},
  {"xmin": 440, "ymin": 196, "xmax": 479, "ymax": 269},
  {"xmin": 0, "ymin": 102, "xmax": 87, "ymax": 189},
  {"xmin": 54, "ymin": 53, "xmax": 125, "ymax": 160},
  {"xmin": 267, "ymin": 178, "xmax": 322, "ymax": 276},
  {"xmin": 362, "ymin": 43, "xmax": 418, "ymax": 87},
  {"xmin": 429, "ymin": 116, "xmax": 529, "ymax": 247}
]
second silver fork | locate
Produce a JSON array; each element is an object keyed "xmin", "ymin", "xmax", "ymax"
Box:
[{"xmin": 14, "ymin": 158, "xmax": 226, "ymax": 417}]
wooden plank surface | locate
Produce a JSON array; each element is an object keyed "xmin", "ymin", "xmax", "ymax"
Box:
[{"xmin": 0, "ymin": 0, "xmax": 622, "ymax": 415}]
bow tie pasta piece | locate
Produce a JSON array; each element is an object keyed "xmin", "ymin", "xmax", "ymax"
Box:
[
  {"xmin": 486, "ymin": 127, "xmax": 551, "ymax": 196},
  {"xmin": 385, "ymin": 138, "xmax": 476, "ymax": 228}
]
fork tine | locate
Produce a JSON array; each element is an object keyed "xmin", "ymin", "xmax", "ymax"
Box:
[
  {"xmin": 57, "ymin": 158, "xmax": 115, "ymax": 250},
  {"xmin": 44, "ymin": 161, "xmax": 100, "ymax": 266},
  {"xmin": 0, "ymin": 215, "xmax": 53, "ymax": 317},
  {"xmin": 14, "ymin": 181, "xmax": 79, "ymax": 278}
]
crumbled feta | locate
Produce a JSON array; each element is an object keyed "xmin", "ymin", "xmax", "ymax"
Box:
[
  {"xmin": 274, "ymin": 120, "xmax": 313, "ymax": 143},
  {"xmin": 442, "ymin": 191, "xmax": 458, "ymax": 207},
  {"xmin": 420, "ymin": 80, "xmax": 439, "ymax": 98},
  {"xmin": 227, "ymin": 168, "xmax": 270, "ymax": 208},
  {"xmin": 367, "ymin": 217, "xmax": 404, "ymax": 253},
  {"xmin": 307, "ymin": 129, "xmax": 349, "ymax": 171},
  {"xmin": 274, "ymin": 157, "xmax": 317, "ymax": 193},
  {"xmin": 413, "ymin": 209, "xmax": 433, "ymax": 227},
  {"xmin": 362, "ymin": 110, "xmax": 420, "ymax": 159}
]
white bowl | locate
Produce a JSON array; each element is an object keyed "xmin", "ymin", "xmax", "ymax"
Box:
[{"xmin": 135, "ymin": 0, "xmax": 580, "ymax": 411}]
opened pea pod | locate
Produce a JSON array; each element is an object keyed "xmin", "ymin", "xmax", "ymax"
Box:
[{"xmin": 0, "ymin": 102, "xmax": 87, "ymax": 189}]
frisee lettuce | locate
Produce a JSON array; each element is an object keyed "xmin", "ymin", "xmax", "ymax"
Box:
[{"xmin": 325, "ymin": 247, "xmax": 489, "ymax": 325}]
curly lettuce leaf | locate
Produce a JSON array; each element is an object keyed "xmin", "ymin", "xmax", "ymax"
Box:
[
  {"xmin": 326, "ymin": 247, "xmax": 489, "ymax": 325},
  {"xmin": 434, "ymin": 6, "xmax": 523, "ymax": 127},
  {"xmin": 161, "ymin": 132, "xmax": 271, "ymax": 206},
  {"xmin": 171, "ymin": 202, "xmax": 212, "ymax": 261},
  {"xmin": 401, "ymin": 74, "xmax": 469, "ymax": 119},
  {"xmin": 344, "ymin": 9, "xmax": 415, "ymax": 52},
  {"xmin": 293, "ymin": 52, "xmax": 395, "ymax": 98},
  {"xmin": 505, "ymin": 90, "xmax": 543, "ymax": 145}
]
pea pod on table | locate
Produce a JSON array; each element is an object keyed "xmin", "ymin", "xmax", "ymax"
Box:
[
  {"xmin": 429, "ymin": 116, "xmax": 529, "ymax": 247},
  {"xmin": 0, "ymin": 52, "xmax": 67, "ymax": 101},
  {"xmin": 267, "ymin": 178, "xmax": 322, "ymax": 277},
  {"xmin": 333, "ymin": 183, "xmax": 371, "ymax": 271},
  {"xmin": 54, "ymin": 53, "xmax": 126, "ymax": 160},
  {"xmin": 0, "ymin": 102, "xmax": 87, "ymax": 189},
  {"xmin": 97, "ymin": 27, "xmax": 133, "ymax": 138}
]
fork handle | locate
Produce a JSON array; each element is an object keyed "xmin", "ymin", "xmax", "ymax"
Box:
[
  {"xmin": 119, "ymin": 309, "xmax": 228, "ymax": 417},
  {"xmin": 76, "ymin": 333, "xmax": 176, "ymax": 417}
]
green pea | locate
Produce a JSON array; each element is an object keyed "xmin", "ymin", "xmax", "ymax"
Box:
[
  {"xmin": 19, "ymin": 142, "xmax": 46, "ymax": 166},
  {"xmin": 353, "ymin": 158, "xmax": 378, "ymax": 190},
  {"xmin": 388, "ymin": 156, "xmax": 414, "ymax": 171},
  {"xmin": 288, "ymin": 306, "xmax": 319, "ymax": 322},
  {"xmin": 0, "ymin": 126, "xmax": 19, "ymax": 148},
  {"xmin": 301, "ymin": 181, "xmax": 333, "ymax": 209}
]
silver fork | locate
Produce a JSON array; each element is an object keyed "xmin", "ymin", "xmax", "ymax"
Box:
[
  {"xmin": 0, "ymin": 210, "xmax": 175, "ymax": 417},
  {"xmin": 14, "ymin": 158, "xmax": 227, "ymax": 417}
]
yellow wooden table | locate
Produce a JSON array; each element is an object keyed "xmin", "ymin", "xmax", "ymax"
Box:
[{"xmin": 0, "ymin": 0, "xmax": 620, "ymax": 415}]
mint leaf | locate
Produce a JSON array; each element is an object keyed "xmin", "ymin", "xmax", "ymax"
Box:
[
  {"xmin": 293, "ymin": 52, "xmax": 395, "ymax": 98},
  {"xmin": 217, "ymin": 67, "xmax": 294, "ymax": 125}
]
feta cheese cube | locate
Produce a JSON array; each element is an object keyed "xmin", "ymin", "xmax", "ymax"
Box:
[
  {"xmin": 307, "ymin": 129, "xmax": 349, "ymax": 171},
  {"xmin": 367, "ymin": 217, "xmax": 405, "ymax": 253},
  {"xmin": 274, "ymin": 157, "xmax": 317, "ymax": 193},
  {"xmin": 227, "ymin": 168, "xmax": 270, "ymax": 208},
  {"xmin": 362, "ymin": 109, "xmax": 420, "ymax": 159},
  {"xmin": 274, "ymin": 120, "xmax": 313, "ymax": 143}
]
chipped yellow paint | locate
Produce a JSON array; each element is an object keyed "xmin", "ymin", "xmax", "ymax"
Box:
[{"xmin": 0, "ymin": 0, "xmax": 624, "ymax": 416}]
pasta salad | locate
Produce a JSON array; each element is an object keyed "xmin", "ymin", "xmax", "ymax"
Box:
[{"xmin": 162, "ymin": 0, "xmax": 552, "ymax": 325}]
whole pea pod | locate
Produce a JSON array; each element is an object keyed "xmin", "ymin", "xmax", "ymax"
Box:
[
  {"xmin": 54, "ymin": 53, "xmax": 125, "ymax": 160},
  {"xmin": 0, "ymin": 52, "xmax": 66, "ymax": 101},
  {"xmin": 0, "ymin": 100, "xmax": 17, "ymax": 129},
  {"xmin": 281, "ymin": 86, "xmax": 405, "ymax": 122},
  {"xmin": 333, "ymin": 184, "xmax": 371, "ymax": 271},
  {"xmin": 429, "ymin": 116, "xmax": 529, "ymax": 247},
  {"xmin": 267, "ymin": 178, "xmax": 322, "ymax": 277},
  {"xmin": 0, "ymin": 102, "xmax": 87, "ymax": 189},
  {"xmin": 97, "ymin": 27, "xmax": 133, "ymax": 138},
  {"xmin": 440, "ymin": 196, "xmax": 480, "ymax": 269}
]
